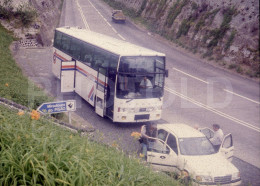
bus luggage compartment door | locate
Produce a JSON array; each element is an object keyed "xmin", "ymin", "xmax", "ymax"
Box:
[
  {"xmin": 60, "ymin": 61, "xmax": 76, "ymax": 93},
  {"xmin": 95, "ymin": 67, "xmax": 107, "ymax": 117}
]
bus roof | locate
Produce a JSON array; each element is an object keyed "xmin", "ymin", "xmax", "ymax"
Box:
[{"xmin": 56, "ymin": 27, "xmax": 165, "ymax": 57}]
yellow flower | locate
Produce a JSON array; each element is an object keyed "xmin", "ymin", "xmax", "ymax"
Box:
[
  {"xmin": 30, "ymin": 110, "xmax": 40, "ymax": 120},
  {"xmin": 5, "ymin": 83, "xmax": 9, "ymax": 87},
  {"xmin": 17, "ymin": 135, "xmax": 21, "ymax": 141},
  {"xmin": 112, "ymin": 142, "xmax": 118, "ymax": 148},
  {"xmin": 131, "ymin": 132, "xmax": 141, "ymax": 139},
  {"xmin": 139, "ymin": 153, "xmax": 144, "ymax": 158},
  {"xmin": 69, "ymin": 135, "xmax": 73, "ymax": 139},
  {"xmin": 17, "ymin": 111, "xmax": 25, "ymax": 116}
]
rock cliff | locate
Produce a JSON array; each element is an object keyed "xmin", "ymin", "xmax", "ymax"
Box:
[
  {"xmin": 29, "ymin": 0, "xmax": 62, "ymax": 46},
  {"xmin": 112, "ymin": 0, "xmax": 259, "ymax": 77},
  {"xmin": 0, "ymin": 0, "xmax": 62, "ymax": 46}
]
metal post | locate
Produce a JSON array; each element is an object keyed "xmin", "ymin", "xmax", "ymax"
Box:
[{"xmin": 68, "ymin": 111, "xmax": 71, "ymax": 124}]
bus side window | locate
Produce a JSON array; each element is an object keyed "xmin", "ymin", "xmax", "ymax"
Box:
[
  {"xmin": 61, "ymin": 34, "xmax": 71, "ymax": 54},
  {"xmin": 54, "ymin": 31, "xmax": 62, "ymax": 49},
  {"xmin": 69, "ymin": 39, "xmax": 81, "ymax": 60},
  {"xmin": 81, "ymin": 43, "xmax": 93, "ymax": 66}
]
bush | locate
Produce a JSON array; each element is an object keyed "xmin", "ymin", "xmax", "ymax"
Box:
[
  {"xmin": 0, "ymin": 1, "xmax": 37, "ymax": 27},
  {"xmin": 165, "ymin": 0, "xmax": 189, "ymax": 28},
  {"xmin": 207, "ymin": 7, "xmax": 236, "ymax": 49},
  {"xmin": 15, "ymin": 3, "xmax": 37, "ymax": 27},
  {"xmin": 224, "ymin": 29, "xmax": 236, "ymax": 51},
  {"xmin": 0, "ymin": 0, "xmax": 13, "ymax": 19}
]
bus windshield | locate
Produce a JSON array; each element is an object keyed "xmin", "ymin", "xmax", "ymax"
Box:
[{"xmin": 117, "ymin": 56, "xmax": 165, "ymax": 99}]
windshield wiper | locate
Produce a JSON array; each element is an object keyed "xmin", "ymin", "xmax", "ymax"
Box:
[{"xmin": 126, "ymin": 99, "xmax": 133, "ymax": 103}]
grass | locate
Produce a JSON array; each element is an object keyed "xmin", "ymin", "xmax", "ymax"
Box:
[
  {"xmin": 0, "ymin": 24, "xmax": 51, "ymax": 109},
  {"xmin": 0, "ymin": 105, "xmax": 181, "ymax": 185}
]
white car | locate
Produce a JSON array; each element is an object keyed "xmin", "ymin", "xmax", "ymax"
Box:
[{"xmin": 145, "ymin": 123, "xmax": 242, "ymax": 185}]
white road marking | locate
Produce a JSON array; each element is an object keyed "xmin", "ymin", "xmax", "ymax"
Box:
[
  {"xmin": 76, "ymin": 0, "xmax": 90, "ymax": 30},
  {"xmin": 173, "ymin": 67, "xmax": 259, "ymax": 104},
  {"xmin": 165, "ymin": 86, "xmax": 260, "ymax": 133},
  {"xmin": 224, "ymin": 89, "xmax": 260, "ymax": 104},
  {"xmin": 87, "ymin": 0, "xmax": 126, "ymax": 40},
  {"xmin": 172, "ymin": 67, "xmax": 208, "ymax": 84},
  {"xmin": 118, "ymin": 34, "xmax": 125, "ymax": 40}
]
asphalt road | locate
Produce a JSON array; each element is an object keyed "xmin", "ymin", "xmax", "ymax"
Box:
[{"xmin": 14, "ymin": 0, "xmax": 260, "ymax": 185}]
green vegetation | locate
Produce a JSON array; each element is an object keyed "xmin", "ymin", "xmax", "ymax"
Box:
[
  {"xmin": 176, "ymin": 19, "xmax": 190, "ymax": 38},
  {"xmin": 165, "ymin": 0, "xmax": 189, "ymax": 28},
  {"xmin": 0, "ymin": 105, "xmax": 180, "ymax": 185},
  {"xmin": 137, "ymin": 0, "xmax": 147, "ymax": 16},
  {"xmin": 207, "ymin": 7, "xmax": 236, "ymax": 48},
  {"xmin": 193, "ymin": 9, "xmax": 219, "ymax": 37},
  {"xmin": 15, "ymin": 3, "xmax": 37, "ymax": 27},
  {"xmin": 0, "ymin": 24, "xmax": 51, "ymax": 109},
  {"xmin": 224, "ymin": 29, "xmax": 236, "ymax": 51},
  {"xmin": 156, "ymin": 0, "xmax": 167, "ymax": 18},
  {"xmin": 176, "ymin": 12, "xmax": 199, "ymax": 39},
  {"xmin": 0, "ymin": 0, "xmax": 37, "ymax": 27}
]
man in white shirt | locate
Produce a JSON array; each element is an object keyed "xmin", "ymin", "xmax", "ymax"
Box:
[
  {"xmin": 139, "ymin": 76, "xmax": 153, "ymax": 89},
  {"xmin": 210, "ymin": 124, "xmax": 224, "ymax": 151}
]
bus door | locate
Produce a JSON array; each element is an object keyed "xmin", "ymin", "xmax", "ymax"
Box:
[
  {"xmin": 95, "ymin": 66, "xmax": 107, "ymax": 117},
  {"xmin": 61, "ymin": 61, "xmax": 76, "ymax": 92}
]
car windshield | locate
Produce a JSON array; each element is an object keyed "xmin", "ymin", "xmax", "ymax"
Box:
[
  {"xmin": 179, "ymin": 137, "xmax": 216, "ymax": 155},
  {"xmin": 116, "ymin": 56, "xmax": 165, "ymax": 99}
]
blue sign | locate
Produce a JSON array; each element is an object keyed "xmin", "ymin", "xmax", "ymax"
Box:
[{"xmin": 37, "ymin": 100, "xmax": 76, "ymax": 114}]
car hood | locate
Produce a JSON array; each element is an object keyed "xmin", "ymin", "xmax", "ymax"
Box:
[{"xmin": 183, "ymin": 153, "xmax": 238, "ymax": 176}]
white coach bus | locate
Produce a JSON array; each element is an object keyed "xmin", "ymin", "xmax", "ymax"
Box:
[{"xmin": 52, "ymin": 26, "xmax": 168, "ymax": 123}]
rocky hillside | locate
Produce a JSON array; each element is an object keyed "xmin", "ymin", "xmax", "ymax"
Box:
[
  {"xmin": 112, "ymin": 0, "xmax": 259, "ymax": 78},
  {"xmin": 29, "ymin": 0, "xmax": 62, "ymax": 46},
  {"xmin": 0, "ymin": 0, "xmax": 62, "ymax": 46}
]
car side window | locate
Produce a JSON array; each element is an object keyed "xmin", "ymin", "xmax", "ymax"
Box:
[
  {"xmin": 167, "ymin": 134, "xmax": 178, "ymax": 155},
  {"xmin": 222, "ymin": 134, "xmax": 233, "ymax": 148},
  {"xmin": 158, "ymin": 129, "xmax": 168, "ymax": 142}
]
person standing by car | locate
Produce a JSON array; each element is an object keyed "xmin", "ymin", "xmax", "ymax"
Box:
[
  {"xmin": 140, "ymin": 124, "xmax": 157, "ymax": 159},
  {"xmin": 210, "ymin": 124, "xmax": 224, "ymax": 151}
]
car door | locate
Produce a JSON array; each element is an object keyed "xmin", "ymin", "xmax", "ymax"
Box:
[
  {"xmin": 147, "ymin": 130, "xmax": 179, "ymax": 173},
  {"xmin": 147, "ymin": 139, "xmax": 178, "ymax": 173},
  {"xmin": 219, "ymin": 133, "xmax": 234, "ymax": 161}
]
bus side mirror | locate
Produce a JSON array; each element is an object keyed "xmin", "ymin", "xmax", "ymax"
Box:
[{"xmin": 165, "ymin": 69, "xmax": 169, "ymax": 77}]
